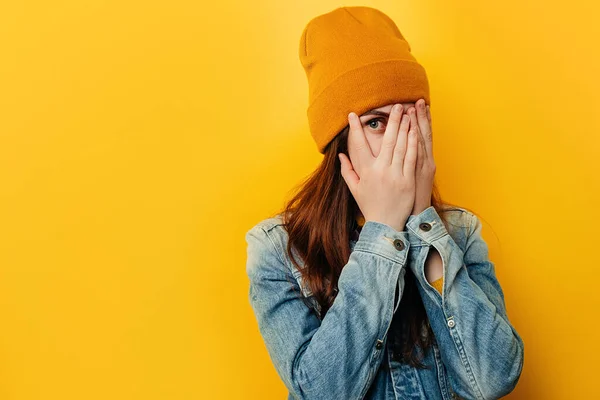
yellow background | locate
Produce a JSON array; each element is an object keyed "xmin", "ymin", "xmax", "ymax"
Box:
[{"xmin": 0, "ymin": 1, "xmax": 598, "ymax": 399}]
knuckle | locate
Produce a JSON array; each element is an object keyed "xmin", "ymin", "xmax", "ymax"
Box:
[
  {"xmin": 382, "ymin": 139, "xmax": 396, "ymax": 149},
  {"xmin": 393, "ymin": 148, "xmax": 405, "ymax": 157}
]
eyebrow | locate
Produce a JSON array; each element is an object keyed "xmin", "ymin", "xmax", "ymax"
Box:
[{"xmin": 360, "ymin": 109, "xmax": 389, "ymax": 118}]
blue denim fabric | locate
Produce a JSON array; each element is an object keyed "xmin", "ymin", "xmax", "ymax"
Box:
[{"xmin": 245, "ymin": 206, "xmax": 524, "ymax": 399}]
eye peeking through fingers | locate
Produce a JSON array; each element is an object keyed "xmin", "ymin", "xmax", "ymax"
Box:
[{"xmin": 364, "ymin": 117, "xmax": 387, "ymax": 132}]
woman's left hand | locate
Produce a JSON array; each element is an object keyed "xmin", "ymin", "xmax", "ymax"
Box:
[{"xmin": 408, "ymin": 98, "xmax": 436, "ymax": 216}]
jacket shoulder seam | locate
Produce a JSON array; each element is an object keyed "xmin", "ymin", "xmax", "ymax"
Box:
[
  {"xmin": 253, "ymin": 225, "xmax": 288, "ymax": 271},
  {"xmin": 255, "ymin": 215, "xmax": 286, "ymax": 233}
]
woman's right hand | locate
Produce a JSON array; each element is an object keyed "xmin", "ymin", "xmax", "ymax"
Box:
[{"xmin": 338, "ymin": 104, "xmax": 418, "ymax": 232}]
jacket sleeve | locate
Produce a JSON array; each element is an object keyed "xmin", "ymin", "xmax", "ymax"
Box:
[
  {"xmin": 245, "ymin": 220, "xmax": 411, "ymax": 400},
  {"xmin": 405, "ymin": 206, "xmax": 525, "ymax": 400}
]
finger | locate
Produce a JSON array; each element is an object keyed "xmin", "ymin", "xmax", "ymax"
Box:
[
  {"xmin": 403, "ymin": 126, "xmax": 419, "ymax": 177},
  {"xmin": 415, "ymin": 100, "xmax": 434, "ymax": 158},
  {"xmin": 347, "ymin": 112, "xmax": 374, "ymax": 172},
  {"xmin": 418, "ymin": 122, "xmax": 427, "ymax": 165},
  {"xmin": 391, "ymin": 113, "xmax": 411, "ymax": 170},
  {"xmin": 409, "ymin": 105, "xmax": 430, "ymax": 161},
  {"xmin": 425, "ymin": 104, "xmax": 434, "ymax": 157},
  {"xmin": 415, "ymin": 99, "xmax": 429, "ymax": 133},
  {"xmin": 377, "ymin": 104, "xmax": 404, "ymax": 165},
  {"xmin": 426, "ymin": 104, "xmax": 431, "ymax": 124},
  {"xmin": 413, "ymin": 104, "xmax": 427, "ymax": 166},
  {"xmin": 338, "ymin": 153, "xmax": 359, "ymax": 195},
  {"xmin": 416, "ymin": 129, "xmax": 425, "ymax": 171}
]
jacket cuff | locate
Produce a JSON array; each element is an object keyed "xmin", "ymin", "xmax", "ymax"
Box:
[
  {"xmin": 406, "ymin": 206, "xmax": 449, "ymax": 243},
  {"xmin": 353, "ymin": 220, "xmax": 411, "ymax": 266}
]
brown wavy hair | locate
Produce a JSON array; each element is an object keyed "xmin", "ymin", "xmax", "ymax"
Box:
[{"xmin": 269, "ymin": 123, "xmax": 478, "ymax": 369}]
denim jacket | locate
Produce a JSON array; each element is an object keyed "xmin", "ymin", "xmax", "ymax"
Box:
[{"xmin": 245, "ymin": 206, "xmax": 524, "ymax": 399}]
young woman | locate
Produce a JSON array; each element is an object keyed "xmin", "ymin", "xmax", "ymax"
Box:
[{"xmin": 245, "ymin": 6, "xmax": 524, "ymax": 400}]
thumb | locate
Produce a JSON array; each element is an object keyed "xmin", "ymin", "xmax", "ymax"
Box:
[{"xmin": 338, "ymin": 153, "xmax": 359, "ymax": 195}]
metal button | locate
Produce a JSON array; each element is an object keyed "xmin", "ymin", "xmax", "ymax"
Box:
[
  {"xmin": 419, "ymin": 222, "xmax": 432, "ymax": 231},
  {"xmin": 393, "ymin": 239, "xmax": 405, "ymax": 251},
  {"xmin": 447, "ymin": 319, "xmax": 455, "ymax": 328},
  {"xmin": 375, "ymin": 339, "xmax": 383, "ymax": 349}
]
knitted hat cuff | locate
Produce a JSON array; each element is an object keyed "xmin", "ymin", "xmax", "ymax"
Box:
[{"xmin": 307, "ymin": 59, "xmax": 430, "ymax": 154}]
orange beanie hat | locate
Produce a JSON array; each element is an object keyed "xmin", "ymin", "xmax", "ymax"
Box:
[{"xmin": 299, "ymin": 6, "xmax": 431, "ymax": 154}]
